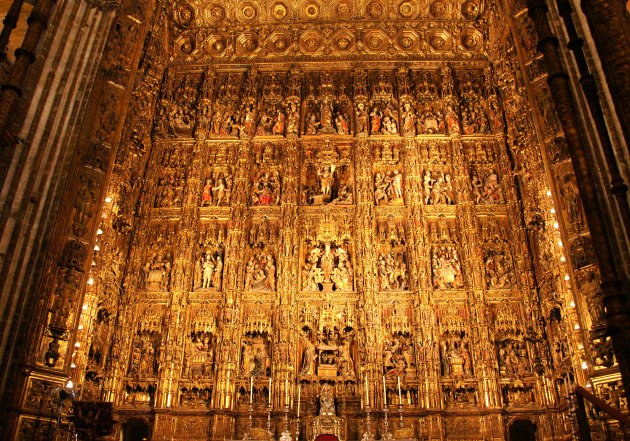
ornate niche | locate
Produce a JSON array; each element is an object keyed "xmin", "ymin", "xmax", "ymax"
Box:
[
  {"xmin": 437, "ymin": 304, "xmax": 477, "ymax": 406},
  {"xmin": 301, "ymin": 213, "xmax": 354, "ymax": 293},
  {"xmin": 126, "ymin": 305, "xmax": 166, "ymax": 404},
  {"xmin": 209, "ymin": 72, "xmax": 244, "ymax": 138},
  {"xmin": 154, "ymin": 143, "xmax": 191, "ymax": 209},
  {"xmin": 429, "ymin": 219, "xmax": 465, "ymax": 290},
  {"xmin": 464, "ymin": 140, "xmax": 505, "ymax": 205},
  {"xmin": 244, "ymin": 220, "xmax": 278, "ymax": 292},
  {"xmin": 421, "ymin": 142, "xmax": 455, "ymax": 206},
  {"xmin": 492, "ymin": 303, "xmax": 536, "ymax": 407},
  {"xmin": 369, "ymin": 71, "xmax": 399, "ymax": 136},
  {"xmin": 302, "ymin": 72, "xmax": 352, "ymax": 136},
  {"xmin": 251, "ymin": 142, "xmax": 282, "ymax": 207},
  {"xmin": 155, "ymin": 72, "xmax": 202, "ymax": 138},
  {"xmin": 237, "ymin": 305, "xmax": 273, "ymax": 407},
  {"xmin": 480, "ymin": 218, "xmax": 517, "ymax": 290},
  {"xmin": 412, "ymin": 70, "xmax": 445, "ymax": 135},
  {"xmin": 193, "ymin": 221, "xmax": 228, "ymax": 291},
  {"xmin": 140, "ymin": 223, "xmax": 177, "ymax": 292},
  {"xmin": 180, "ymin": 304, "xmax": 218, "ymax": 406},
  {"xmin": 82, "ymin": 307, "xmax": 112, "ymax": 400},
  {"xmin": 556, "ymin": 168, "xmax": 586, "ymax": 234},
  {"xmin": 373, "ymin": 142, "xmax": 404, "ymax": 206},
  {"xmin": 457, "ymin": 71, "xmax": 491, "ymax": 135},
  {"xmin": 200, "ymin": 142, "xmax": 235, "ymax": 208},
  {"xmin": 301, "ymin": 140, "xmax": 354, "ymax": 206},
  {"xmin": 255, "ymin": 72, "xmax": 288, "ymax": 137},
  {"xmin": 375, "ymin": 217, "xmax": 409, "ymax": 291},
  {"xmin": 382, "ymin": 304, "xmax": 416, "ymax": 380},
  {"xmin": 298, "ymin": 301, "xmax": 357, "ymax": 380}
]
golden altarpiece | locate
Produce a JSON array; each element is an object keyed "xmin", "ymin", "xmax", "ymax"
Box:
[{"xmin": 5, "ymin": 0, "xmax": 627, "ymax": 440}]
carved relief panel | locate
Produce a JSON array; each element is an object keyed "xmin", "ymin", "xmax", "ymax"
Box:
[
  {"xmin": 210, "ymin": 72, "xmax": 245, "ymax": 138},
  {"xmin": 255, "ymin": 72, "xmax": 288, "ymax": 137},
  {"xmin": 457, "ymin": 71, "xmax": 491, "ymax": 135},
  {"xmin": 302, "ymin": 72, "xmax": 352, "ymax": 136},
  {"xmin": 301, "ymin": 212, "xmax": 354, "ymax": 293},
  {"xmin": 140, "ymin": 223, "xmax": 177, "ymax": 292},
  {"xmin": 155, "ymin": 73, "xmax": 202, "ymax": 138},
  {"xmin": 382, "ymin": 304, "xmax": 416, "ymax": 378},
  {"xmin": 251, "ymin": 142, "xmax": 282, "ymax": 207},
  {"xmin": 180, "ymin": 304, "xmax": 219, "ymax": 406},
  {"xmin": 194, "ymin": 221, "xmax": 228, "ymax": 291},
  {"xmin": 154, "ymin": 143, "xmax": 192, "ymax": 208},
  {"xmin": 301, "ymin": 140, "xmax": 353, "ymax": 206},
  {"xmin": 244, "ymin": 220, "xmax": 279, "ymax": 292},
  {"xmin": 298, "ymin": 301, "xmax": 357, "ymax": 379},
  {"xmin": 464, "ymin": 140, "xmax": 505, "ymax": 205},
  {"xmin": 479, "ymin": 218, "xmax": 517, "ymax": 290},
  {"xmin": 375, "ymin": 217, "xmax": 409, "ymax": 292},
  {"xmin": 369, "ymin": 72, "xmax": 399, "ymax": 136},
  {"xmin": 125, "ymin": 304, "xmax": 167, "ymax": 405},
  {"xmin": 412, "ymin": 70, "xmax": 446, "ymax": 135},
  {"xmin": 429, "ymin": 219, "xmax": 465, "ymax": 290},
  {"xmin": 372, "ymin": 140, "xmax": 404, "ymax": 206}
]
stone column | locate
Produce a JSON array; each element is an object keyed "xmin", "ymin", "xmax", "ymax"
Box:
[
  {"xmin": 579, "ymin": 0, "xmax": 630, "ymax": 148},
  {"xmin": 527, "ymin": 0, "xmax": 630, "ymax": 399}
]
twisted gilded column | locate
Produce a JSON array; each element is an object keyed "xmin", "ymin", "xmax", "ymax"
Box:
[{"xmin": 527, "ymin": 0, "xmax": 630, "ymax": 399}]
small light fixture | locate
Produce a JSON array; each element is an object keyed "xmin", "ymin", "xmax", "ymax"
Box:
[
  {"xmin": 554, "ymin": 222, "xmax": 559, "ymax": 229},
  {"xmin": 78, "ymin": 324, "xmax": 84, "ymax": 330},
  {"xmin": 104, "ymin": 197, "xmax": 111, "ymax": 203},
  {"xmin": 560, "ymin": 256, "xmax": 566, "ymax": 262},
  {"xmin": 574, "ymin": 324, "xmax": 580, "ymax": 330},
  {"xmin": 547, "ymin": 190, "xmax": 552, "ymax": 196},
  {"xmin": 87, "ymin": 278, "xmax": 94, "ymax": 285},
  {"xmin": 66, "ymin": 380, "xmax": 73, "ymax": 389},
  {"xmin": 581, "ymin": 361, "xmax": 588, "ymax": 370},
  {"xmin": 82, "ymin": 304, "xmax": 88, "ymax": 310},
  {"xmin": 570, "ymin": 300, "xmax": 576, "ymax": 307},
  {"xmin": 94, "ymin": 245, "xmax": 100, "ymax": 251},
  {"xmin": 564, "ymin": 275, "xmax": 570, "ymax": 281},
  {"xmin": 97, "ymin": 229, "xmax": 103, "ymax": 235},
  {"xmin": 551, "ymin": 208, "xmax": 556, "ymax": 214},
  {"xmin": 70, "ymin": 363, "xmax": 76, "ymax": 368},
  {"xmin": 558, "ymin": 240, "xmax": 563, "ymax": 247},
  {"xmin": 74, "ymin": 342, "xmax": 80, "ymax": 348},
  {"xmin": 578, "ymin": 343, "xmax": 584, "ymax": 349}
]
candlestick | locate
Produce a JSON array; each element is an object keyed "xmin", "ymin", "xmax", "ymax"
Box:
[
  {"xmin": 383, "ymin": 376, "xmax": 387, "ymax": 406},
  {"xmin": 297, "ymin": 384, "xmax": 301, "ymax": 418},
  {"xmin": 397, "ymin": 376, "xmax": 402, "ymax": 405},
  {"xmin": 250, "ymin": 376, "xmax": 254, "ymax": 404}
]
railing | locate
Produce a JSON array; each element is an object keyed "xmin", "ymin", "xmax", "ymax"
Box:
[{"xmin": 572, "ymin": 386, "xmax": 630, "ymax": 441}]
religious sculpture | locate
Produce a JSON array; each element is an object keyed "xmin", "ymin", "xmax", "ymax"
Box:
[
  {"xmin": 374, "ymin": 170, "xmax": 404, "ymax": 205},
  {"xmin": 422, "ymin": 170, "xmax": 455, "ymax": 205},
  {"xmin": 432, "ymin": 246, "xmax": 464, "ymax": 289},
  {"xmin": 141, "ymin": 252, "xmax": 172, "ymax": 291},
  {"xmin": 471, "ymin": 170, "xmax": 504, "ymax": 204},
  {"xmin": 201, "ymin": 170, "xmax": 233, "ymax": 206},
  {"xmin": 302, "ymin": 163, "xmax": 353, "ymax": 206},
  {"xmin": 251, "ymin": 171, "xmax": 281, "ymax": 206},
  {"xmin": 302, "ymin": 242, "xmax": 352, "ymax": 292}
]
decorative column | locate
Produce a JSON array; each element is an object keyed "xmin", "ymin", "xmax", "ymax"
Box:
[
  {"xmin": 527, "ymin": 0, "xmax": 630, "ymax": 399},
  {"xmin": 0, "ymin": 0, "xmax": 25, "ymax": 61},
  {"xmin": 579, "ymin": 0, "xmax": 630, "ymax": 148},
  {"xmin": 0, "ymin": 0, "xmax": 57, "ymax": 179}
]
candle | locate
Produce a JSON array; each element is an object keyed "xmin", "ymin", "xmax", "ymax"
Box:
[
  {"xmin": 297, "ymin": 384, "xmax": 301, "ymax": 418},
  {"xmin": 383, "ymin": 376, "xmax": 387, "ymax": 406},
  {"xmin": 250, "ymin": 376, "xmax": 253, "ymax": 404},
  {"xmin": 268, "ymin": 378, "xmax": 272, "ymax": 405},
  {"xmin": 365, "ymin": 374, "xmax": 369, "ymax": 406},
  {"xmin": 285, "ymin": 378, "xmax": 288, "ymax": 405},
  {"xmin": 397, "ymin": 376, "xmax": 402, "ymax": 405}
]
